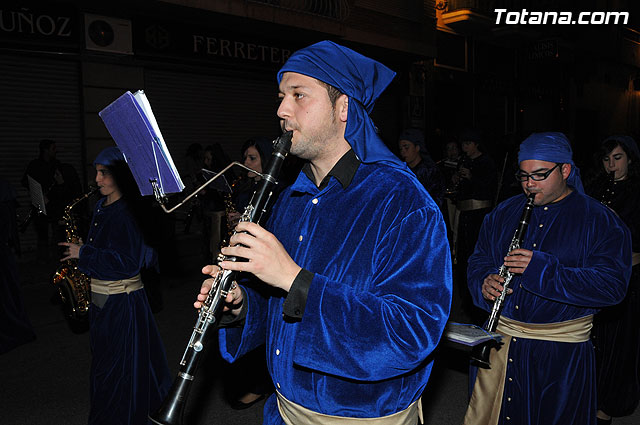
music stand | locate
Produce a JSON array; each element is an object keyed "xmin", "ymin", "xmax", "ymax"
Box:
[
  {"xmin": 27, "ymin": 175, "xmax": 47, "ymax": 216},
  {"xmin": 98, "ymin": 90, "xmax": 184, "ymax": 202},
  {"xmin": 99, "ymin": 90, "xmax": 265, "ymax": 214}
]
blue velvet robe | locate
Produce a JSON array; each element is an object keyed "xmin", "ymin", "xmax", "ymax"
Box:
[
  {"xmin": 220, "ymin": 161, "xmax": 452, "ymax": 424},
  {"xmin": 468, "ymin": 191, "xmax": 632, "ymax": 425},
  {"xmin": 78, "ymin": 198, "xmax": 171, "ymax": 425}
]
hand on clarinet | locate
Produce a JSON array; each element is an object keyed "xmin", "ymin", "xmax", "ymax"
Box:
[
  {"xmin": 503, "ymin": 248, "xmax": 533, "ymax": 274},
  {"xmin": 482, "ymin": 274, "xmax": 512, "ymax": 301},
  {"xmin": 195, "ymin": 265, "xmax": 244, "ymax": 317},
  {"xmin": 219, "ymin": 221, "xmax": 301, "ymax": 292}
]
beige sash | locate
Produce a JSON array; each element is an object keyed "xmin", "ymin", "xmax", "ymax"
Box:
[
  {"xmin": 632, "ymin": 252, "xmax": 640, "ymax": 267},
  {"xmin": 276, "ymin": 391, "xmax": 423, "ymax": 425},
  {"xmin": 463, "ymin": 315, "xmax": 594, "ymax": 425},
  {"xmin": 456, "ymin": 199, "xmax": 493, "ymax": 212},
  {"xmin": 90, "ymin": 274, "xmax": 143, "ymax": 295}
]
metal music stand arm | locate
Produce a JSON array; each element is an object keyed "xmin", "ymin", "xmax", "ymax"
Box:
[{"xmin": 154, "ymin": 161, "xmax": 265, "ymax": 214}]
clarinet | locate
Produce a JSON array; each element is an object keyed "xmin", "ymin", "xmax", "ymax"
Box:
[
  {"xmin": 150, "ymin": 131, "xmax": 292, "ymax": 425},
  {"xmin": 470, "ymin": 192, "xmax": 536, "ymax": 369},
  {"xmin": 598, "ymin": 171, "xmax": 616, "ymax": 207}
]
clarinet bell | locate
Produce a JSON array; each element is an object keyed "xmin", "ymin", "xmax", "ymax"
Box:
[
  {"xmin": 149, "ymin": 376, "xmax": 190, "ymax": 425},
  {"xmin": 469, "ymin": 340, "xmax": 497, "ymax": 369}
]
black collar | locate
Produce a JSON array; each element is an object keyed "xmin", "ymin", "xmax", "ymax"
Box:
[{"xmin": 302, "ymin": 149, "xmax": 360, "ymax": 190}]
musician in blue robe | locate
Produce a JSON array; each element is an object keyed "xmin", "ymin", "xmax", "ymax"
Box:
[
  {"xmin": 197, "ymin": 41, "xmax": 452, "ymax": 424},
  {"xmin": 463, "ymin": 132, "xmax": 632, "ymax": 425},
  {"xmin": 60, "ymin": 147, "xmax": 172, "ymax": 425}
]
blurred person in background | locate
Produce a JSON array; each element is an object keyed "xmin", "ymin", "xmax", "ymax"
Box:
[
  {"xmin": 0, "ymin": 177, "xmax": 36, "ymax": 354},
  {"xmin": 397, "ymin": 128, "xmax": 446, "ymax": 208},
  {"xmin": 587, "ymin": 135, "xmax": 640, "ymax": 425}
]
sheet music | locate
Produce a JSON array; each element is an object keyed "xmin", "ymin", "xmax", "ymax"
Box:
[
  {"xmin": 443, "ymin": 322, "xmax": 502, "ymax": 347},
  {"xmin": 132, "ymin": 90, "xmax": 183, "ymax": 186},
  {"xmin": 27, "ymin": 175, "xmax": 47, "ymax": 215},
  {"xmin": 98, "ymin": 90, "xmax": 185, "ymax": 197}
]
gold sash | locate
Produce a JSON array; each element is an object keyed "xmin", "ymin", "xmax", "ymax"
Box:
[
  {"xmin": 90, "ymin": 274, "xmax": 143, "ymax": 295},
  {"xmin": 456, "ymin": 199, "xmax": 493, "ymax": 212},
  {"xmin": 463, "ymin": 315, "xmax": 594, "ymax": 425},
  {"xmin": 276, "ymin": 391, "xmax": 423, "ymax": 425}
]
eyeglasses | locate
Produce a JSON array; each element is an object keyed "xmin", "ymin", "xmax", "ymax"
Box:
[{"xmin": 515, "ymin": 163, "xmax": 562, "ymax": 182}]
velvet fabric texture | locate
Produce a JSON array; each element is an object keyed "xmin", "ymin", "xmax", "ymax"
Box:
[
  {"xmin": 220, "ymin": 160, "xmax": 452, "ymax": 423},
  {"xmin": 79, "ymin": 198, "xmax": 156, "ymax": 280},
  {"xmin": 410, "ymin": 157, "xmax": 445, "ymax": 207},
  {"xmin": 80, "ymin": 197, "xmax": 171, "ymax": 425},
  {"xmin": 88, "ymin": 291, "xmax": 171, "ymax": 425},
  {"xmin": 277, "ymin": 40, "xmax": 403, "ymax": 169},
  {"xmin": 517, "ymin": 132, "xmax": 584, "ymax": 194},
  {"xmin": 467, "ymin": 191, "xmax": 632, "ymax": 425},
  {"xmin": 93, "ymin": 146, "xmax": 125, "ymax": 166}
]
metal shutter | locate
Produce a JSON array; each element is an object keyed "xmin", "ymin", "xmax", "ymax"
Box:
[
  {"xmin": 0, "ymin": 54, "xmax": 83, "ymax": 251},
  {"xmin": 144, "ymin": 68, "xmax": 282, "ymax": 176}
]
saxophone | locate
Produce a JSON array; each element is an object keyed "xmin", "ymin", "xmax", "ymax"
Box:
[
  {"xmin": 220, "ymin": 176, "xmax": 246, "ymax": 247},
  {"xmin": 52, "ymin": 187, "xmax": 99, "ymax": 321}
]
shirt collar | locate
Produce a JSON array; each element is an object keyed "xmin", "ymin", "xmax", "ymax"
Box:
[{"xmin": 301, "ymin": 149, "xmax": 360, "ymax": 190}]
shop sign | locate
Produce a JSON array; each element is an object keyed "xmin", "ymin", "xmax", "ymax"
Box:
[
  {"xmin": 0, "ymin": 2, "xmax": 78, "ymax": 49},
  {"xmin": 137, "ymin": 18, "xmax": 297, "ymax": 67}
]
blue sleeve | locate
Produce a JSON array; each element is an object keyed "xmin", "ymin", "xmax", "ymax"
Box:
[
  {"xmin": 218, "ymin": 286, "xmax": 269, "ymax": 362},
  {"xmin": 467, "ymin": 210, "xmax": 499, "ymax": 312},
  {"xmin": 522, "ymin": 219, "xmax": 632, "ymax": 307},
  {"xmin": 290, "ymin": 208, "xmax": 452, "ymax": 381}
]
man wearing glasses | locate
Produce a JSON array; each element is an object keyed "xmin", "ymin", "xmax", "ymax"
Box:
[{"xmin": 463, "ymin": 132, "xmax": 632, "ymax": 425}]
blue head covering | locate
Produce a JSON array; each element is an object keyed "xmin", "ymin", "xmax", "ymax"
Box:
[
  {"xmin": 399, "ymin": 128, "xmax": 431, "ymax": 158},
  {"xmin": 517, "ymin": 132, "xmax": 584, "ymax": 193},
  {"xmin": 277, "ymin": 40, "xmax": 403, "ymax": 168},
  {"xmin": 93, "ymin": 146, "xmax": 125, "ymax": 167},
  {"xmin": 603, "ymin": 135, "xmax": 640, "ymax": 161}
]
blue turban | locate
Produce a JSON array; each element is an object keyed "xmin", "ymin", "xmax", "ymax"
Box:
[
  {"xmin": 93, "ymin": 146, "xmax": 125, "ymax": 167},
  {"xmin": 277, "ymin": 40, "xmax": 404, "ymax": 168},
  {"xmin": 518, "ymin": 132, "xmax": 584, "ymax": 193}
]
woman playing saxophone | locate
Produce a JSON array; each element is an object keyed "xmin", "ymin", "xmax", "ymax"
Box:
[{"xmin": 59, "ymin": 147, "xmax": 172, "ymax": 425}]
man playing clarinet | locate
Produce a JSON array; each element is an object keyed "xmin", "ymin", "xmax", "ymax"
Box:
[
  {"xmin": 196, "ymin": 40, "xmax": 452, "ymax": 425},
  {"xmin": 463, "ymin": 132, "xmax": 632, "ymax": 425}
]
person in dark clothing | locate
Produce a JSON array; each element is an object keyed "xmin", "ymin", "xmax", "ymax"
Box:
[
  {"xmin": 21, "ymin": 139, "xmax": 81, "ymax": 261},
  {"xmin": 438, "ymin": 139, "xmax": 462, "ymax": 248},
  {"xmin": 440, "ymin": 139, "xmax": 462, "ymax": 195},
  {"xmin": 587, "ymin": 135, "xmax": 640, "ymax": 425},
  {"xmin": 397, "ymin": 128, "xmax": 446, "ymax": 207},
  {"xmin": 0, "ymin": 178, "xmax": 36, "ymax": 354},
  {"xmin": 452, "ymin": 129, "xmax": 497, "ymax": 322}
]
